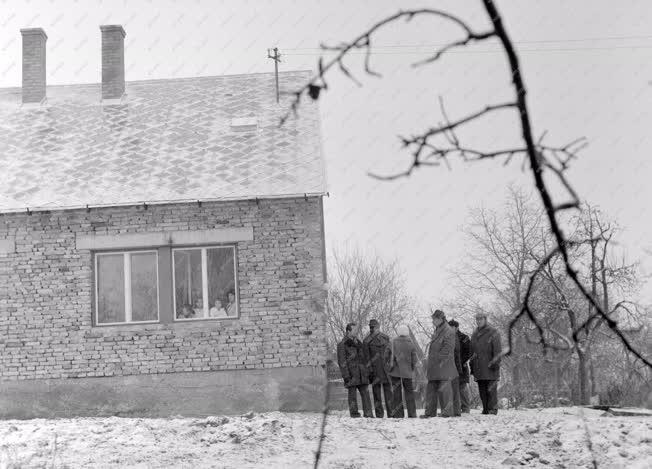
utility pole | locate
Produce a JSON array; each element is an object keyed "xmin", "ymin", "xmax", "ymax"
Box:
[{"xmin": 267, "ymin": 47, "xmax": 281, "ymax": 103}]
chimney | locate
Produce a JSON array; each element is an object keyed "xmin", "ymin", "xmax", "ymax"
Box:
[
  {"xmin": 20, "ymin": 28, "xmax": 47, "ymax": 104},
  {"xmin": 100, "ymin": 25, "xmax": 126, "ymax": 100}
]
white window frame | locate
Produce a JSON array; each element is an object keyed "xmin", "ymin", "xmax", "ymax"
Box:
[
  {"xmin": 171, "ymin": 245, "xmax": 239, "ymax": 321},
  {"xmin": 94, "ymin": 250, "xmax": 160, "ymax": 326}
]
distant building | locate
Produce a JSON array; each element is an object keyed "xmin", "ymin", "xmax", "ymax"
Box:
[{"xmin": 0, "ymin": 26, "xmax": 328, "ymax": 417}]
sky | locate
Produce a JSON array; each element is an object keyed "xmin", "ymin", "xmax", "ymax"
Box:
[{"xmin": 1, "ymin": 0, "xmax": 651, "ymax": 305}]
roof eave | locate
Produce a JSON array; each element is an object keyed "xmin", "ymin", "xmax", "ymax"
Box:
[{"xmin": 0, "ymin": 191, "xmax": 329, "ymax": 215}]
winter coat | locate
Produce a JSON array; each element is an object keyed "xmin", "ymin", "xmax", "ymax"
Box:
[
  {"xmin": 337, "ymin": 336, "xmax": 370, "ymax": 388},
  {"xmin": 363, "ymin": 331, "xmax": 391, "ymax": 384},
  {"xmin": 425, "ymin": 322, "xmax": 458, "ymax": 381},
  {"xmin": 470, "ymin": 324, "xmax": 502, "ymax": 381},
  {"xmin": 453, "ymin": 333, "xmax": 462, "ymax": 377},
  {"xmin": 457, "ymin": 330, "xmax": 472, "ymax": 384},
  {"xmin": 386, "ymin": 335, "xmax": 418, "ymax": 379}
]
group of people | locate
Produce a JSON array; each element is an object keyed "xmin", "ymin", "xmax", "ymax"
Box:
[
  {"xmin": 176, "ymin": 291, "xmax": 238, "ymax": 319},
  {"xmin": 336, "ymin": 309, "xmax": 502, "ymax": 418}
]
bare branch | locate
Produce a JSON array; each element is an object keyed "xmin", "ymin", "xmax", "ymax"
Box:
[
  {"xmin": 280, "ymin": 8, "xmax": 497, "ymax": 125},
  {"xmin": 412, "ymin": 30, "xmax": 495, "ymax": 67}
]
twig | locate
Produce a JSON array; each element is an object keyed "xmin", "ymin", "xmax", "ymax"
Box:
[{"xmin": 313, "ymin": 374, "xmax": 331, "ymax": 469}]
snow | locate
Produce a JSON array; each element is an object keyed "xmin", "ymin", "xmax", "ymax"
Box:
[{"xmin": 0, "ymin": 407, "xmax": 649, "ymax": 468}]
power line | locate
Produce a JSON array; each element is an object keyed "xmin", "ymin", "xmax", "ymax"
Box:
[
  {"xmin": 282, "ymin": 34, "xmax": 652, "ymax": 51},
  {"xmin": 284, "ymin": 45, "xmax": 652, "ymax": 56}
]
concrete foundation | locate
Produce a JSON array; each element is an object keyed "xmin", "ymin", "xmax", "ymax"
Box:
[{"xmin": 0, "ymin": 366, "xmax": 325, "ymax": 419}]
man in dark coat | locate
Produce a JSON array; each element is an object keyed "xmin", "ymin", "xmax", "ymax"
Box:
[
  {"xmin": 421, "ymin": 309, "xmax": 458, "ymax": 418},
  {"xmin": 337, "ymin": 322, "xmax": 373, "ymax": 418},
  {"xmin": 386, "ymin": 325, "xmax": 418, "ymax": 418},
  {"xmin": 450, "ymin": 320, "xmax": 473, "ymax": 413},
  {"xmin": 363, "ymin": 319, "xmax": 392, "ymax": 418},
  {"xmin": 449, "ymin": 320, "xmax": 463, "ymax": 417},
  {"xmin": 470, "ymin": 312, "xmax": 502, "ymax": 415}
]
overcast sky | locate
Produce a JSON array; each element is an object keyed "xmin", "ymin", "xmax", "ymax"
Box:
[{"xmin": 2, "ymin": 0, "xmax": 651, "ymax": 305}]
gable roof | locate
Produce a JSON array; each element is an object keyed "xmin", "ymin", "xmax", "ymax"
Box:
[{"xmin": 0, "ymin": 71, "xmax": 326, "ymax": 213}]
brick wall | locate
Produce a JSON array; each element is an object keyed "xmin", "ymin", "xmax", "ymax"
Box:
[{"xmin": 0, "ymin": 196, "xmax": 327, "ymax": 382}]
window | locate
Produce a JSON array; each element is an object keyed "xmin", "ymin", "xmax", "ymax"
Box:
[
  {"xmin": 95, "ymin": 251, "xmax": 159, "ymax": 325},
  {"xmin": 173, "ymin": 246, "xmax": 238, "ymax": 320}
]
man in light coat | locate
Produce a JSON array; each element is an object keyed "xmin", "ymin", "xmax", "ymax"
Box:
[
  {"xmin": 363, "ymin": 319, "xmax": 392, "ymax": 418},
  {"xmin": 421, "ymin": 309, "xmax": 458, "ymax": 418},
  {"xmin": 386, "ymin": 325, "xmax": 418, "ymax": 418},
  {"xmin": 470, "ymin": 312, "xmax": 503, "ymax": 415}
]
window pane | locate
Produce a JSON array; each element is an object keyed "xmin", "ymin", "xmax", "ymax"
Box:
[
  {"xmin": 131, "ymin": 252, "xmax": 158, "ymax": 322},
  {"xmin": 174, "ymin": 249, "xmax": 203, "ymax": 319},
  {"xmin": 207, "ymin": 247, "xmax": 237, "ymax": 317},
  {"xmin": 97, "ymin": 254, "xmax": 125, "ymax": 324}
]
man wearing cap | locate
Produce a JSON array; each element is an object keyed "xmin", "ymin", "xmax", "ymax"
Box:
[
  {"xmin": 337, "ymin": 322, "xmax": 373, "ymax": 418},
  {"xmin": 422, "ymin": 309, "xmax": 458, "ymax": 418},
  {"xmin": 470, "ymin": 312, "xmax": 503, "ymax": 415},
  {"xmin": 363, "ymin": 319, "xmax": 392, "ymax": 418},
  {"xmin": 449, "ymin": 319, "xmax": 473, "ymax": 413},
  {"xmin": 448, "ymin": 319, "xmax": 463, "ymax": 417}
]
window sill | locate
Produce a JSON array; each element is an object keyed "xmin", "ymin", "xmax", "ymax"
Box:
[
  {"xmin": 174, "ymin": 316, "xmax": 239, "ymax": 322},
  {"xmin": 86, "ymin": 317, "xmax": 240, "ymax": 336},
  {"xmin": 93, "ymin": 320, "xmax": 160, "ymax": 328}
]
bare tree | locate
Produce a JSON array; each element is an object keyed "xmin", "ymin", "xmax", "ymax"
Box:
[
  {"xmin": 567, "ymin": 206, "xmax": 642, "ymax": 402},
  {"xmin": 450, "ymin": 189, "xmax": 646, "ymax": 405},
  {"xmin": 455, "ymin": 186, "xmax": 544, "ymax": 315},
  {"xmin": 325, "ymin": 246, "xmax": 411, "ymax": 352},
  {"xmin": 452, "ymin": 187, "xmax": 544, "ymax": 390},
  {"xmin": 282, "ymin": 0, "xmax": 649, "ymax": 369}
]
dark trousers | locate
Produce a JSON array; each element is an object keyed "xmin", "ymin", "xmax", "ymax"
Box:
[
  {"xmin": 389, "ymin": 376, "xmax": 417, "ymax": 418},
  {"xmin": 451, "ymin": 377, "xmax": 461, "ymax": 416},
  {"xmin": 371, "ymin": 381, "xmax": 393, "ymax": 418},
  {"xmin": 460, "ymin": 382, "xmax": 471, "ymax": 412},
  {"xmin": 347, "ymin": 384, "xmax": 373, "ymax": 417},
  {"xmin": 424, "ymin": 380, "xmax": 453, "ymax": 417},
  {"xmin": 477, "ymin": 380, "xmax": 498, "ymax": 414}
]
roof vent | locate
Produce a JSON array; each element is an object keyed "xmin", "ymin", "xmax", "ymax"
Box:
[{"xmin": 230, "ymin": 117, "xmax": 257, "ymax": 132}]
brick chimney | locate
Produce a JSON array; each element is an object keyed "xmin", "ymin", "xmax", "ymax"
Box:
[
  {"xmin": 20, "ymin": 28, "xmax": 47, "ymax": 104},
  {"xmin": 100, "ymin": 25, "xmax": 126, "ymax": 100}
]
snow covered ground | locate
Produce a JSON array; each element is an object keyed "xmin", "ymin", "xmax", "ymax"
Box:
[{"xmin": 0, "ymin": 407, "xmax": 650, "ymax": 468}]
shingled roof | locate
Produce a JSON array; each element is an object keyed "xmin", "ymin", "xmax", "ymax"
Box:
[{"xmin": 0, "ymin": 71, "xmax": 326, "ymax": 213}]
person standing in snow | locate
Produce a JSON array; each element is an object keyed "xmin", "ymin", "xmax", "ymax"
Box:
[
  {"xmin": 470, "ymin": 312, "xmax": 503, "ymax": 415},
  {"xmin": 449, "ymin": 319, "xmax": 473, "ymax": 413},
  {"xmin": 386, "ymin": 324, "xmax": 418, "ymax": 418},
  {"xmin": 363, "ymin": 319, "xmax": 392, "ymax": 418},
  {"xmin": 421, "ymin": 309, "xmax": 458, "ymax": 418},
  {"xmin": 337, "ymin": 322, "xmax": 373, "ymax": 418},
  {"xmin": 449, "ymin": 319, "xmax": 463, "ymax": 417}
]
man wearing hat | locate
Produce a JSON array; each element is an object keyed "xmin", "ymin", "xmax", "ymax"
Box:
[
  {"xmin": 448, "ymin": 319, "xmax": 463, "ymax": 417},
  {"xmin": 449, "ymin": 319, "xmax": 473, "ymax": 413},
  {"xmin": 363, "ymin": 319, "xmax": 392, "ymax": 418},
  {"xmin": 422, "ymin": 309, "xmax": 458, "ymax": 418},
  {"xmin": 470, "ymin": 312, "xmax": 503, "ymax": 414}
]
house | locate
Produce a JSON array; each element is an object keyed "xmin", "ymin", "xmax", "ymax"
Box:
[{"xmin": 0, "ymin": 26, "xmax": 328, "ymax": 418}]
